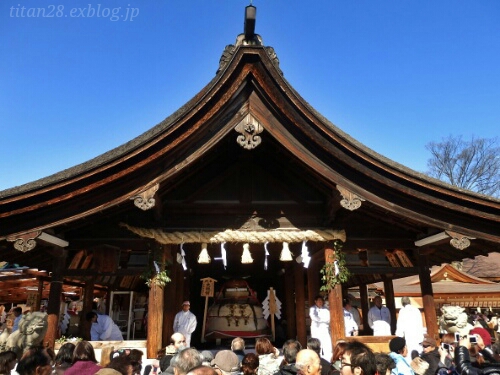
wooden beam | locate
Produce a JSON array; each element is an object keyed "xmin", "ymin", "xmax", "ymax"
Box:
[
  {"xmin": 383, "ymin": 277, "xmax": 396, "ymax": 335},
  {"xmin": 294, "ymin": 263, "xmax": 307, "ymax": 347},
  {"xmin": 307, "ymin": 258, "xmax": 320, "ymax": 308},
  {"xmin": 348, "ymin": 267, "xmax": 419, "ymax": 275},
  {"xmin": 326, "ymin": 247, "xmax": 345, "ymax": 346},
  {"xmin": 418, "ymin": 253, "xmax": 438, "ymax": 340},
  {"xmin": 44, "ymin": 248, "xmax": 67, "ymax": 349},
  {"xmin": 359, "ymin": 284, "xmax": 369, "ymax": 335},
  {"xmin": 284, "ymin": 265, "xmax": 296, "ymax": 340}
]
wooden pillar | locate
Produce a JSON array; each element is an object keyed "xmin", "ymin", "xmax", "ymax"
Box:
[
  {"xmin": 79, "ymin": 278, "xmax": 95, "ymax": 340},
  {"xmin": 35, "ymin": 278, "xmax": 43, "ymax": 312},
  {"xmin": 383, "ymin": 277, "xmax": 396, "ymax": 335},
  {"xmin": 284, "ymin": 265, "xmax": 297, "ymax": 340},
  {"xmin": 325, "ymin": 247, "xmax": 345, "ymax": 344},
  {"xmin": 359, "ymin": 284, "xmax": 369, "ymax": 334},
  {"xmin": 294, "ymin": 263, "xmax": 307, "ymax": 347},
  {"xmin": 147, "ymin": 246, "xmax": 167, "ymax": 358},
  {"xmin": 44, "ymin": 248, "xmax": 67, "ymax": 349},
  {"xmin": 418, "ymin": 253, "xmax": 438, "ymax": 339},
  {"xmin": 307, "ymin": 258, "xmax": 320, "ymax": 308},
  {"xmin": 163, "ymin": 246, "xmax": 177, "ymax": 346}
]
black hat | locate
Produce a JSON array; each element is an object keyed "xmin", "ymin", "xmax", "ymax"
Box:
[{"xmin": 389, "ymin": 337, "xmax": 406, "ymax": 353}]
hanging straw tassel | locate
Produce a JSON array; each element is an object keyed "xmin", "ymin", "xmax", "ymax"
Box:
[
  {"xmin": 241, "ymin": 243, "xmax": 254, "ymax": 264},
  {"xmin": 280, "ymin": 242, "xmax": 293, "ymax": 261},
  {"xmin": 198, "ymin": 242, "xmax": 211, "ymax": 264}
]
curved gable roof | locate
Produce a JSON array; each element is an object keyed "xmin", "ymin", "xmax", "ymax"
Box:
[{"xmin": 0, "ymin": 41, "xmax": 499, "ymax": 246}]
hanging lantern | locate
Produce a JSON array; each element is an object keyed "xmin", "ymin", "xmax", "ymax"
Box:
[
  {"xmin": 241, "ymin": 243, "xmax": 254, "ymax": 264},
  {"xmin": 280, "ymin": 242, "xmax": 293, "ymax": 261},
  {"xmin": 197, "ymin": 243, "xmax": 211, "ymax": 264}
]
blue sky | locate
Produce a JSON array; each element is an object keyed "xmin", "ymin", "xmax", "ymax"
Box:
[{"xmin": 1, "ymin": 1, "xmax": 499, "ymax": 191}]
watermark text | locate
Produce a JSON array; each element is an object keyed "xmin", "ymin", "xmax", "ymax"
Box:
[{"xmin": 10, "ymin": 4, "xmax": 139, "ymax": 21}]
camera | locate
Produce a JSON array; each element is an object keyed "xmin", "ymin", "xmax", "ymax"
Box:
[
  {"xmin": 469, "ymin": 335, "xmax": 478, "ymax": 344},
  {"xmin": 441, "ymin": 343, "xmax": 452, "ymax": 351}
]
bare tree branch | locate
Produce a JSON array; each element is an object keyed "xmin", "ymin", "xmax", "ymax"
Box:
[{"xmin": 426, "ymin": 135, "xmax": 500, "ymax": 197}]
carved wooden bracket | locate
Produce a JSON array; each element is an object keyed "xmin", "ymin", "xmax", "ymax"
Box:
[
  {"xmin": 130, "ymin": 183, "xmax": 159, "ymax": 211},
  {"xmin": 6, "ymin": 231, "xmax": 41, "ymax": 252},
  {"xmin": 446, "ymin": 231, "xmax": 475, "ymax": 250},
  {"xmin": 235, "ymin": 114, "xmax": 263, "ymax": 150},
  {"xmin": 336, "ymin": 185, "xmax": 365, "ymax": 211}
]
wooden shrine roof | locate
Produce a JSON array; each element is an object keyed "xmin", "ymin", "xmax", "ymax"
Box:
[{"xmin": 0, "ymin": 26, "xmax": 499, "ymax": 295}]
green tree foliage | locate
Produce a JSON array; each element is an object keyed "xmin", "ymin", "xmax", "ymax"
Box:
[{"xmin": 426, "ymin": 135, "xmax": 500, "ymax": 198}]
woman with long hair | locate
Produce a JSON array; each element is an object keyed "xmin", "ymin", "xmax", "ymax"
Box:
[
  {"xmin": 64, "ymin": 341, "xmax": 101, "ymax": 375},
  {"xmin": 0, "ymin": 351, "xmax": 17, "ymax": 375},
  {"xmin": 54, "ymin": 342, "xmax": 76, "ymax": 375},
  {"xmin": 255, "ymin": 338, "xmax": 280, "ymax": 375}
]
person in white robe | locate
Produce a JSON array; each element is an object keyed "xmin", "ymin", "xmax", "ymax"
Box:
[
  {"xmin": 173, "ymin": 301, "xmax": 197, "ymax": 347},
  {"xmin": 309, "ymin": 295, "xmax": 332, "ymax": 361},
  {"xmin": 396, "ymin": 296, "xmax": 424, "ymax": 361}
]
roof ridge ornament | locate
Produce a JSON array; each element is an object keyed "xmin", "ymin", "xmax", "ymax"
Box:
[
  {"xmin": 235, "ymin": 113, "xmax": 263, "ymax": 150},
  {"xmin": 217, "ymin": 5, "xmax": 282, "ymax": 75},
  {"xmin": 337, "ymin": 185, "xmax": 366, "ymax": 211}
]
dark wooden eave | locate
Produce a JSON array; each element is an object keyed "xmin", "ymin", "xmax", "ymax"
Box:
[{"xmin": 0, "ymin": 42, "xmax": 499, "ymax": 283}]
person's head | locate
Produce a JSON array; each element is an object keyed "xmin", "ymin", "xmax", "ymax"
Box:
[
  {"xmin": 211, "ymin": 350, "xmax": 240, "ymax": 375},
  {"xmin": 314, "ymin": 296, "xmax": 324, "ymax": 308},
  {"xmin": 107, "ymin": 356, "xmax": 134, "ymax": 375},
  {"xmin": 331, "ymin": 340, "xmax": 348, "ymax": 363},
  {"xmin": 13, "ymin": 307, "xmax": 23, "ymax": 317},
  {"xmin": 182, "ymin": 301, "xmax": 191, "ymax": 312},
  {"xmin": 401, "ymin": 297, "xmax": 411, "ymax": 307},
  {"xmin": 156, "ymin": 348, "xmax": 166, "ymax": 359},
  {"xmin": 100, "ymin": 345, "xmax": 115, "ymax": 367},
  {"xmin": 282, "ymin": 340, "xmax": 302, "ymax": 364},
  {"xmin": 171, "ymin": 333, "xmax": 187, "ymax": 350},
  {"xmin": 128, "ymin": 349, "xmax": 143, "ymax": 375},
  {"xmin": 72, "ymin": 340, "xmax": 98, "ymax": 363},
  {"xmin": 186, "ymin": 365, "xmax": 218, "ymax": 375},
  {"xmin": 410, "ymin": 357, "xmax": 429, "ymax": 375},
  {"xmin": 255, "ymin": 338, "xmax": 275, "ymax": 355},
  {"xmin": 470, "ymin": 327, "xmax": 492, "ymax": 347},
  {"xmin": 343, "ymin": 299, "xmax": 351, "ymax": 309},
  {"xmin": 389, "ymin": 337, "xmax": 407, "ymax": 357},
  {"xmin": 373, "ymin": 296, "xmax": 382, "ymax": 308},
  {"xmin": 159, "ymin": 355, "xmax": 171, "ymax": 372},
  {"xmin": 231, "ymin": 337, "xmax": 245, "ymax": 351},
  {"xmin": 173, "ymin": 348, "xmax": 203, "ymax": 375},
  {"xmin": 241, "ymin": 353, "xmax": 259, "ymax": 375},
  {"xmin": 17, "ymin": 347, "xmax": 53, "ymax": 375},
  {"xmin": 85, "ymin": 312, "xmax": 98, "ymax": 323},
  {"xmin": 374, "ymin": 353, "xmax": 395, "ymax": 375},
  {"xmin": 306, "ymin": 338, "xmax": 322, "ymax": 356},
  {"xmin": 200, "ymin": 351, "xmax": 214, "ymax": 367},
  {"xmin": 295, "ymin": 349, "xmax": 321, "ymax": 375},
  {"xmin": 54, "ymin": 342, "xmax": 76, "ymax": 366},
  {"xmin": 0, "ymin": 350, "xmax": 18, "ymax": 373},
  {"xmin": 340, "ymin": 341, "xmax": 376, "ymax": 375},
  {"xmin": 420, "ymin": 337, "xmax": 437, "ymax": 354}
]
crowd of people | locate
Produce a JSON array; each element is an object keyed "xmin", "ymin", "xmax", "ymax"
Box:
[{"xmin": 4, "ymin": 297, "xmax": 500, "ymax": 375}]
